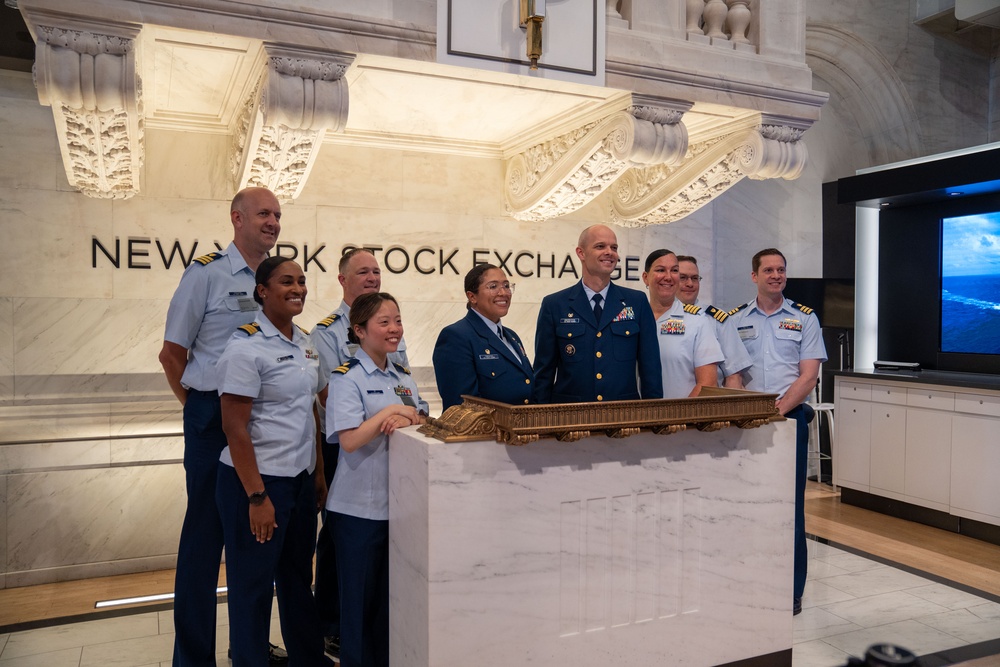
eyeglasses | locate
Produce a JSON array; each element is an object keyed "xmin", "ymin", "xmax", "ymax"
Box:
[
  {"xmin": 483, "ymin": 282, "xmax": 515, "ymax": 293},
  {"xmin": 678, "ymin": 274, "xmax": 702, "ymax": 283}
]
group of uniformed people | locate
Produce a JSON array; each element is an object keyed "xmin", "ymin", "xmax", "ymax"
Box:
[{"xmin": 161, "ymin": 189, "xmax": 826, "ymax": 667}]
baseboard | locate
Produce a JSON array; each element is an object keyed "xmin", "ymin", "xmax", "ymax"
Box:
[{"xmin": 839, "ymin": 488, "xmax": 1000, "ymax": 548}]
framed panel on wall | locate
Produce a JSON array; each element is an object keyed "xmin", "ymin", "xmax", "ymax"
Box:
[{"xmin": 437, "ymin": 0, "xmax": 605, "ymax": 85}]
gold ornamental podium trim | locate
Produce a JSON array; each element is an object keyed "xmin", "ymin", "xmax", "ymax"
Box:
[{"xmin": 418, "ymin": 387, "xmax": 781, "ymax": 445}]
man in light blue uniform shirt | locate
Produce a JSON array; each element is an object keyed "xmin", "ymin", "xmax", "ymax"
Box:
[
  {"xmin": 159, "ymin": 186, "xmax": 286, "ymax": 666},
  {"xmin": 676, "ymin": 255, "xmax": 752, "ymax": 387},
  {"xmin": 729, "ymin": 248, "xmax": 827, "ymax": 616},
  {"xmin": 310, "ymin": 248, "xmax": 409, "ymax": 656}
]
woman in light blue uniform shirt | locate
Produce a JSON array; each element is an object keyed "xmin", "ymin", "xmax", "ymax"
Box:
[
  {"xmin": 643, "ymin": 249, "xmax": 725, "ymax": 398},
  {"xmin": 325, "ymin": 292, "xmax": 427, "ymax": 667},
  {"xmin": 216, "ymin": 256, "xmax": 329, "ymax": 667}
]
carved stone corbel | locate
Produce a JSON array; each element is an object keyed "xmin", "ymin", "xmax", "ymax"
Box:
[
  {"xmin": 741, "ymin": 124, "xmax": 808, "ymax": 181},
  {"xmin": 31, "ymin": 17, "xmax": 143, "ymax": 199},
  {"xmin": 504, "ymin": 104, "xmax": 689, "ymax": 222},
  {"xmin": 232, "ymin": 45, "xmax": 354, "ymax": 200},
  {"xmin": 610, "ymin": 123, "xmax": 809, "ymax": 226}
]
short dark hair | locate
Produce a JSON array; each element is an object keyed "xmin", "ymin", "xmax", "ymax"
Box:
[
  {"xmin": 339, "ymin": 247, "xmax": 376, "ymax": 275},
  {"xmin": 348, "ymin": 292, "xmax": 399, "ymax": 344},
  {"xmin": 643, "ymin": 248, "xmax": 675, "ymax": 272},
  {"xmin": 253, "ymin": 256, "xmax": 297, "ymax": 305},
  {"xmin": 676, "ymin": 255, "xmax": 698, "ymax": 265},
  {"xmin": 464, "ymin": 263, "xmax": 500, "ymax": 309},
  {"xmin": 752, "ymin": 248, "xmax": 786, "ymax": 273}
]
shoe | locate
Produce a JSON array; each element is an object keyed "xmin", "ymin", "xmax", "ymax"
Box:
[
  {"xmin": 324, "ymin": 636, "xmax": 341, "ymax": 661},
  {"xmin": 226, "ymin": 643, "xmax": 288, "ymax": 663},
  {"xmin": 793, "ymin": 597, "xmax": 802, "ymax": 615},
  {"xmin": 268, "ymin": 643, "xmax": 289, "ymax": 665}
]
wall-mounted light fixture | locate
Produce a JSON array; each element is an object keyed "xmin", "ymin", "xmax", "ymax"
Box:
[{"xmin": 519, "ymin": 0, "xmax": 545, "ymax": 69}]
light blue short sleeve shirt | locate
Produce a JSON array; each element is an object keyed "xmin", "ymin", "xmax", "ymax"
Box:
[
  {"xmin": 216, "ymin": 313, "xmax": 320, "ymax": 477},
  {"xmin": 694, "ymin": 300, "xmax": 753, "ymax": 379},
  {"xmin": 324, "ymin": 348, "xmax": 426, "ymax": 521},
  {"xmin": 163, "ymin": 242, "xmax": 258, "ymax": 392},
  {"xmin": 731, "ymin": 297, "xmax": 828, "ymax": 397},
  {"xmin": 655, "ymin": 300, "xmax": 725, "ymax": 399},
  {"xmin": 312, "ymin": 301, "xmax": 411, "ymax": 436}
]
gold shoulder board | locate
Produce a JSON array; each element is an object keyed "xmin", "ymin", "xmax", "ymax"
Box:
[
  {"xmin": 316, "ymin": 313, "xmax": 340, "ymax": 328},
  {"xmin": 682, "ymin": 303, "xmax": 701, "ymax": 315},
  {"xmin": 706, "ymin": 305, "xmax": 728, "ymax": 323},
  {"xmin": 333, "ymin": 358, "xmax": 360, "ymax": 374},
  {"xmin": 794, "ymin": 302, "xmax": 814, "ymax": 315},
  {"xmin": 193, "ymin": 252, "xmax": 222, "ymax": 265}
]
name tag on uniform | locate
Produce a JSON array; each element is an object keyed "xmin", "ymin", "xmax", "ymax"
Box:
[
  {"xmin": 237, "ymin": 297, "xmax": 258, "ymax": 312},
  {"xmin": 738, "ymin": 325, "xmax": 757, "ymax": 340},
  {"xmin": 560, "ymin": 317, "xmax": 580, "ymax": 323},
  {"xmin": 778, "ymin": 318, "xmax": 803, "ymax": 332},
  {"xmin": 661, "ymin": 319, "xmax": 685, "ymax": 335},
  {"xmin": 367, "ymin": 389, "xmax": 384, "ymax": 394},
  {"xmin": 276, "ymin": 355, "xmax": 293, "ymax": 362},
  {"xmin": 479, "ymin": 353, "xmax": 499, "ymax": 360}
]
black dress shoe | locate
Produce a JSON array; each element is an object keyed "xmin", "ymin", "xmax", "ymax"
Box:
[
  {"xmin": 793, "ymin": 597, "xmax": 802, "ymax": 615},
  {"xmin": 268, "ymin": 643, "xmax": 289, "ymax": 665},
  {"xmin": 226, "ymin": 643, "xmax": 288, "ymax": 663},
  {"xmin": 324, "ymin": 635, "xmax": 341, "ymax": 661}
]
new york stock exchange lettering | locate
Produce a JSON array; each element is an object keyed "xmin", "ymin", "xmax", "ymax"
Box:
[{"xmin": 90, "ymin": 236, "xmax": 646, "ymax": 282}]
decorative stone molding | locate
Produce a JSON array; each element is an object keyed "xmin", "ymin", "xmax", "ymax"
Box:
[
  {"xmin": 232, "ymin": 45, "xmax": 354, "ymax": 200},
  {"xmin": 31, "ymin": 19, "xmax": 143, "ymax": 199},
  {"xmin": 504, "ymin": 105, "xmax": 689, "ymax": 221},
  {"xmin": 611, "ymin": 123, "xmax": 809, "ymax": 226}
]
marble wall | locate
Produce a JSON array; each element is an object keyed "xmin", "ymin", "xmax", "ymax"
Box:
[{"xmin": 0, "ymin": 0, "xmax": 995, "ymax": 586}]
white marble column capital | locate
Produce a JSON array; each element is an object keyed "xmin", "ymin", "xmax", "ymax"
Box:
[
  {"xmin": 26, "ymin": 12, "xmax": 143, "ymax": 199},
  {"xmin": 233, "ymin": 45, "xmax": 354, "ymax": 200}
]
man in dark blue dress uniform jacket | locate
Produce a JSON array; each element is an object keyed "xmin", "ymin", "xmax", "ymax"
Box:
[{"xmin": 533, "ymin": 224, "xmax": 663, "ymax": 403}]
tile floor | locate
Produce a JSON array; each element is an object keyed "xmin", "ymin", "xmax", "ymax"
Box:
[{"xmin": 0, "ymin": 540, "xmax": 998, "ymax": 666}]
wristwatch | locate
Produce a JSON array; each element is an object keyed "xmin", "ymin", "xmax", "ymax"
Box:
[{"xmin": 248, "ymin": 489, "xmax": 268, "ymax": 506}]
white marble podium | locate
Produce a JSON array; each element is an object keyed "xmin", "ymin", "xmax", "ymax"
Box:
[{"xmin": 388, "ymin": 421, "xmax": 796, "ymax": 667}]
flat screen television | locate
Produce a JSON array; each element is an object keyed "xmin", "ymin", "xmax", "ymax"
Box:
[
  {"xmin": 878, "ymin": 193, "xmax": 1000, "ymax": 375},
  {"xmin": 940, "ymin": 211, "xmax": 1000, "ymax": 355}
]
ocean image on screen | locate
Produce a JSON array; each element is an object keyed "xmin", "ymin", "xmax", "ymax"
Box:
[{"xmin": 941, "ymin": 211, "xmax": 1000, "ymax": 354}]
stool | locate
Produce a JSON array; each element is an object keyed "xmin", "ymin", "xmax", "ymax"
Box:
[{"xmin": 806, "ymin": 401, "xmax": 835, "ymax": 488}]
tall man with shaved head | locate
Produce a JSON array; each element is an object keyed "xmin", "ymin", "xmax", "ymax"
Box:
[
  {"xmin": 160, "ymin": 187, "xmax": 287, "ymax": 666},
  {"xmin": 533, "ymin": 224, "xmax": 662, "ymax": 403}
]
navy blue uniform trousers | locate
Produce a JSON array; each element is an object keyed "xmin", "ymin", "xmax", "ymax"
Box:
[
  {"xmin": 217, "ymin": 465, "xmax": 327, "ymax": 667},
  {"xmin": 332, "ymin": 512, "xmax": 389, "ymax": 667},
  {"xmin": 787, "ymin": 403, "xmax": 814, "ymax": 601},
  {"xmin": 314, "ymin": 438, "xmax": 341, "ymax": 638},
  {"xmin": 173, "ymin": 389, "xmax": 226, "ymax": 666}
]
